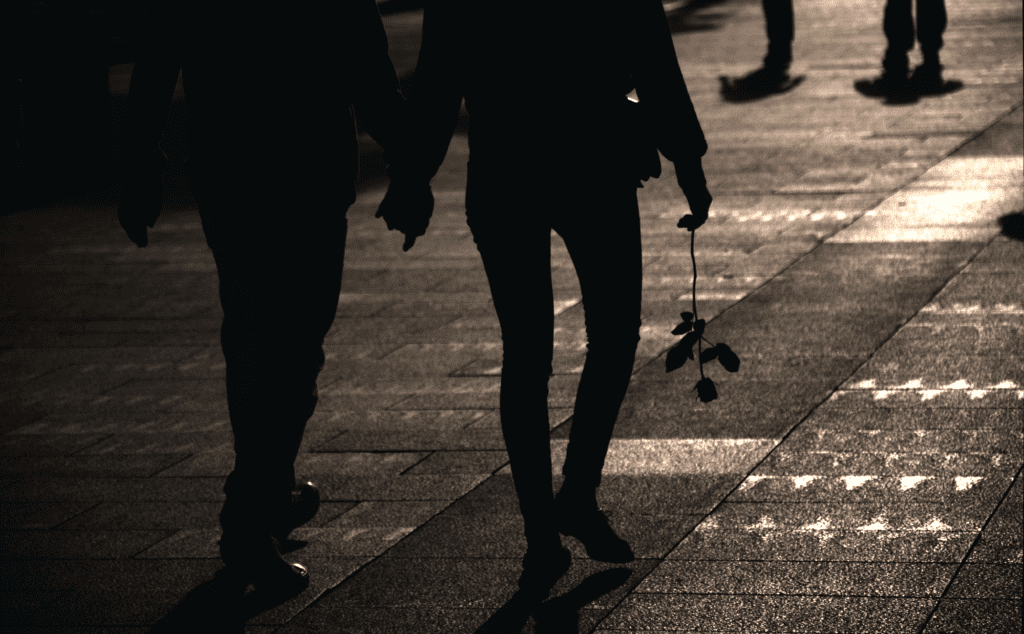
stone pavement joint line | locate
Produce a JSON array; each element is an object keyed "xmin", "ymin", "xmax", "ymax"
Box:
[{"xmin": 1, "ymin": 0, "xmax": 1022, "ymax": 631}]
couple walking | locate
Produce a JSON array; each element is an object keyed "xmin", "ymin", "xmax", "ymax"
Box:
[{"xmin": 119, "ymin": 0, "xmax": 712, "ymax": 598}]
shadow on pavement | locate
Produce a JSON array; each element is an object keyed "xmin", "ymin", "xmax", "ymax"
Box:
[
  {"xmin": 998, "ymin": 211, "xmax": 1024, "ymax": 241},
  {"xmin": 664, "ymin": 0, "xmax": 739, "ymax": 33},
  {"xmin": 854, "ymin": 75, "xmax": 965, "ymax": 106},
  {"xmin": 474, "ymin": 567, "xmax": 632, "ymax": 634},
  {"xmin": 719, "ymin": 68, "xmax": 806, "ymax": 102},
  {"xmin": 148, "ymin": 567, "xmax": 308, "ymax": 633},
  {"xmin": 147, "ymin": 570, "xmax": 247, "ymax": 633}
]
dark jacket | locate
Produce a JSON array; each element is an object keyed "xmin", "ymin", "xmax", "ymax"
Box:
[
  {"xmin": 122, "ymin": 0, "xmax": 408, "ymax": 209},
  {"xmin": 408, "ymin": 0, "xmax": 707, "ymax": 185}
]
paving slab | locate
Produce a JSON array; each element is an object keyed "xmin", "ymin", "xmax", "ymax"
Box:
[
  {"xmin": 601, "ymin": 594, "xmax": 936, "ymax": 633},
  {"xmin": 921, "ymin": 599, "xmax": 1023, "ymax": 634}
]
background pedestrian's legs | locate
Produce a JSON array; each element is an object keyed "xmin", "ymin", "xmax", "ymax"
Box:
[
  {"xmin": 556, "ymin": 188, "xmax": 642, "ymax": 491},
  {"xmin": 883, "ymin": 0, "xmax": 916, "ymax": 75},
  {"xmin": 763, "ymin": 0, "xmax": 795, "ymax": 72},
  {"xmin": 916, "ymin": 0, "xmax": 948, "ymax": 67}
]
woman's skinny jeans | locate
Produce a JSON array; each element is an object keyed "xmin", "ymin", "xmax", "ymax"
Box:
[{"xmin": 467, "ymin": 176, "xmax": 642, "ymax": 542}]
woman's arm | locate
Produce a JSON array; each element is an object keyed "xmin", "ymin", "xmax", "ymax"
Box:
[
  {"xmin": 347, "ymin": 0, "xmax": 410, "ymax": 162},
  {"xmin": 374, "ymin": 0, "xmax": 466, "ymax": 250},
  {"xmin": 628, "ymin": 0, "xmax": 712, "ymax": 226},
  {"xmin": 628, "ymin": 0, "xmax": 708, "ymax": 163},
  {"xmin": 404, "ymin": 0, "xmax": 466, "ymax": 182}
]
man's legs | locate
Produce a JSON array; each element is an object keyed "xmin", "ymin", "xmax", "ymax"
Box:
[
  {"xmin": 195, "ymin": 177, "xmax": 347, "ymax": 567},
  {"xmin": 555, "ymin": 187, "xmax": 642, "ymax": 492}
]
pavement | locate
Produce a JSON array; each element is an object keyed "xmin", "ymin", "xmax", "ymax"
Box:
[{"xmin": 2, "ymin": 0, "xmax": 1022, "ymax": 632}]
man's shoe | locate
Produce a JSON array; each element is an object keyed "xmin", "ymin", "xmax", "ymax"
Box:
[
  {"xmin": 855, "ymin": 70, "xmax": 916, "ymax": 103},
  {"xmin": 518, "ymin": 544, "xmax": 571, "ymax": 593},
  {"xmin": 855, "ymin": 70, "xmax": 905, "ymax": 96},
  {"xmin": 555, "ymin": 495, "xmax": 634, "ymax": 563},
  {"xmin": 219, "ymin": 533, "xmax": 310, "ymax": 599},
  {"xmin": 272, "ymin": 481, "xmax": 321, "ymax": 542}
]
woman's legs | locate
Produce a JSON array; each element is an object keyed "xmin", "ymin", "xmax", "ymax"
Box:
[
  {"xmin": 540, "ymin": 185, "xmax": 641, "ymax": 563},
  {"xmin": 556, "ymin": 186, "xmax": 642, "ymax": 493},
  {"xmin": 467, "ymin": 172, "xmax": 641, "ymax": 570},
  {"xmin": 467, "ymin": 200, "xmax": 560, "ymax": 551}
]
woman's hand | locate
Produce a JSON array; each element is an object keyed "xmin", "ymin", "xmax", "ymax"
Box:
[
  {"xmin": 376, "ymin": 178, "xmax": 435, "ymax": 251},
  {"xmin": 674, "ymin": 156, "xmax": 712, "ymax": 231}
]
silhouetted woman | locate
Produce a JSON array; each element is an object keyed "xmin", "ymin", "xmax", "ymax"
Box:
[{"xmin": 380, "ymin": 0, "xmax": 712, "ymax": 589}]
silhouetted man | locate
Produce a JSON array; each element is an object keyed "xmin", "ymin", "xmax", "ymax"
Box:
[{"xmin": 118, "ymin": 0, "xmax": 425, "ymax": 596}]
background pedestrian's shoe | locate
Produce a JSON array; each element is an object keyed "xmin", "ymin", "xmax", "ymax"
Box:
[
  {"xmin": 854, "ymin": 70, "xmax": 917, "ymax": 103},
  {"xmin": 910, "ymin": 63, "xmax": 945, "ymax": 94},
  {"xmin": 555, "ymin": 490, "xmax": 635, "ymax": 563},
  {"xmin": 272, "ymin": 481, "xmax": 321, "ymax": 542},
  {"xmin": 856, "ymin": 70, "xmax": 905, "ymax": 95},
  {"xmin": 219, "ymin": 533, "xmax": 310, "ymax": 599}
]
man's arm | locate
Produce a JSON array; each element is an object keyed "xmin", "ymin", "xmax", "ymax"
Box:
[
  {"xmin": 118, "ymin": 6, "xmax": 180, "ymax": 247},
  {"xmin": 403, "ymin": 0, "xmax": 465, "ymax": 182},
  {"xmin": 346, "ymin": 0, "xmax": 410, "ymax": 164}
]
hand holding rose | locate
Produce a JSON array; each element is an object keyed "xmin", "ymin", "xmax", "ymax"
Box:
[{"xmin": 674, "ymin": 156, "xmax": 712, "ymax": 231}]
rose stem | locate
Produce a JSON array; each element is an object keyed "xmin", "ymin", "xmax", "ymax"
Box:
[{"xmin": 690, "ymin": 229, "xmax": 705, "ymax": 380}]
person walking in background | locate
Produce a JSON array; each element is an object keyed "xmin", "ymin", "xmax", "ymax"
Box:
[
  {"xmin": 857, "ymin": 0, "xmax": 953, "ymax": 99},
  {"xmin": 377, "ymin": 0, "xmax": 712, "ymax": 592},
  {"xmin": 117, "ymin": 0, "xmax": 428, "ymax": 598},
  {"xmin": 883, "ymin": 0, "xmax": 948, "ymax": 90},
  {"xmin": 760, "ymin": 0, "xmax": 795, "ymax": 81},
  {"xmin": 719, "ymin": 0, "xmax": 802, "ymax": 100}
]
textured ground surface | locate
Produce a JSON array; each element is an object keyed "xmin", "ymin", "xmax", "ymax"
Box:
[{"xmin": 2, "ymin": 0, "xmax": 1022, "ymax": 632}]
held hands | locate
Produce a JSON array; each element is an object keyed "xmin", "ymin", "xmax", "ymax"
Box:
[
  {"xmin": 117, "ymin": 148, "xmax": 167, "ymax": 247},
  {"xmin": 376, "ymin": 178, "xmax": 434, "ymax": 252},
  {"xmin": 674, "ymin": 156, "xmax": 712, "ymax": 231}
]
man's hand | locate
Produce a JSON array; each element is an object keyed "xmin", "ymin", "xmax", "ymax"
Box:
[
  {"xmin": 376, "ymin": 178, "xmax": 434, "ymax": 251},
  {"xmin": 118, "ymin": 149, "xmax": 166, "ymax": 247},
  {"xmin": 675, "ymin": 156, "xmax": 712, "ymax": 231}
]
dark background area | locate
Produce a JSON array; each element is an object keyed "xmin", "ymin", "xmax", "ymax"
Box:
[
  {"xmin": 7, "ymin": 0, "xmax": 434, "ymax": 214},
  {"xmin": 7, "ymin": 0, "xmax": 738, "ymax": 214}
]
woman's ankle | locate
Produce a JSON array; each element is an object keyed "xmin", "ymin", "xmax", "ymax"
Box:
[{"xmin": 557, "ymin": 479, "xmax": 598, "ymax": 509}]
